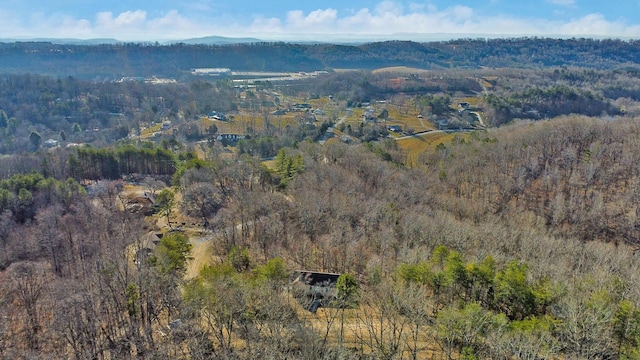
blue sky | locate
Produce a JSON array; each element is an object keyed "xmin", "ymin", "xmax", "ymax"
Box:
[{"xmin": 1, "ymin": 0, "xmax": 640, "ymax": 41}]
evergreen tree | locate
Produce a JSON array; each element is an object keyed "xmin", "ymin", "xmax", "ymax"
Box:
[{"xmin": 29, "ymin": 131, "xmax": 42, "ymax": 150}]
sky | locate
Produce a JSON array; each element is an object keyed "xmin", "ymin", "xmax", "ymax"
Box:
[{"xmin": 1, "ymin": 0, "xmax": 640, "ymax": 42}]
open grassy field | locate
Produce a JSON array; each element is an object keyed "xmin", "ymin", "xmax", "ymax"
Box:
[
  {"xmin": 455, "ymin": 96, "xmax": 481, "ymax": 107},
  {"xmin": 397, "ymin": 131, "xmax": 463, "ymax": 167},
  {"xmin": 294, "ymin": 302, "xmax": 442, "ymax": 359},
  {"xmin": 371, "ymin": 66, "xmax": 430, "ymax": 75},
  {"xmin": 387, "ymin": 106, "xmax": 433, "ymax": 133},
  {"xmin": 139, "ymin": 123, "xmax": 163, "ymax": 138},
  {"xmin": 205, "ymin": 91, "xmax": 342, "ymax": 135}
]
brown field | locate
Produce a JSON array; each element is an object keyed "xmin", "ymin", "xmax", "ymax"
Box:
[
  {"xmin": 139, "ymin": 123, "xmax": 163, "ymax": 138},
  {"xmin": 341, "ymin": 107, "xmax": 365, "ymax": 125},
  {"xmin": 262, "ymin": 158, "xmax": 277, "ymax": 169},
  {"xmin": 455, "ymin": 96, "xmax": 481, "ymax": 107},
  {"xmin": 397, "ymin": 132, "xmax": 461, "ymax": 167},
  {"xmin": 371, "ymin": 66, "xmax": 430, "ymax": 75},
  {"xmin": 187, "ymin": 238, "xmax": 215, "ymax": 279},
  {"xmin": 387, "ymin": 109, "xmax": 434, "ymax": 133},
  {"xmin": 480, "ymin": 76, "xmax": 497, "ymax": 88},
  {"xmin": 290, "ymin": 298, "xmax": 443, "ymax": 358}
]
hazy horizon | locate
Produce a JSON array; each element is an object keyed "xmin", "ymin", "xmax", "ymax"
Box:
[{"xmin": 1, "ymin": 0, "xmax": 639, "ymax": 42}]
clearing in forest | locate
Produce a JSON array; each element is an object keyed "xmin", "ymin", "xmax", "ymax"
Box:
[{"xmin": 397, "ymin": 132, "xmax": 460, "ymax": 167}]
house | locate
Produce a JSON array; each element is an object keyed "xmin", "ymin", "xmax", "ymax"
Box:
[
  {"xmin": 133, "ymin": 232, "xmax": 162, "ymax": 267},
  {"xmin": 44, "ymin": 139, "xmax": 59, "ymax": 148},
  {"xmin": 437, "ymin": 119, "xmax": 449, "ymax": 130},
  {"xmin": 388, "ymin": 125, "xmax": 402, "ymax": 132},
  {"xmin": 291, "ymin": 103, "xmax": 312, "ymax": 111},
  {"xmin": 291, "ymin": 270, "xmax": 341, "ymax": 313},
  {"xmin": 362, "ymin": 106, "xmax": 376, "ymax": 122},
  {"xmin": 208, "ymin": 111, "xmax": 227, "ymax": 121},
  {"xmin": 341, "ymin": 135, "xmax": 353, "ymax": 144}
]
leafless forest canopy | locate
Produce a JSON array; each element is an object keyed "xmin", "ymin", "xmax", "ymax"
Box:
[{"xmin": 3, "ymin": 39, "xmax": 640, "ymax": 359}]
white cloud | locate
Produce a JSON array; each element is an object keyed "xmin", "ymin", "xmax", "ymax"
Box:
[
  {"xmin": 2, "ymin": 2, "xmax": 640, "ymax": 41},
  {"xmin": 557, "ymin": 13, "xmax": 640, "ymax": 37},
  {"xmin": 260, "ymin": 5, "xmax": 640, "ymax": 40},
  {"xmin": 92, "ymin": 10, "xmax": 211, "ymax": 40},
  {"xmin": 148, "ymin": 10, "xmax": 189, "ymax": 28},
  {"xmin": 269, "ymin": 5, "xmax": 483, "ymax": 36},
  {"xmin": 96, "ymin": 10, "xmax": 147, "ymax": 28},
  {"xmin": 375, "ymin": 1, "xmax": 403, "ymax": 16},
  {"xmin": 286, "ymin": 8, "xmax": 338, "ymax": 30},
  {"xmin": 19, "ymin": 12, "xmax": 95, "ymax": 39},
  {"xmin": 547, "ymin": 0, "xmax": 576, "ymax": 5},
  {"xmin": 449, "ymin": 5, "xmax": 474, "ymax": 20},
  {"xmin": 249, "ymin": 16, "xmax": 283, "ymax": 34},
  {"xmin": 408, "ymin": 3, "xmax": 425, "ymax": 12}
]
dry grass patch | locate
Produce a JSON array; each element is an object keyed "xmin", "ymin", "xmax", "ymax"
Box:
[
  {"xmin": 139, "ymin": 123, "xmax": 162, "ymax": 138},
  {"xmin": 388, "ymin": 109, "xmax": 434, "ymax": 132},
  {"xmin": 398, "ymin": 132, "xmax": 460, "ymax": 167},
  {"xmin": 295, "ymin": 303, "xmax": 442, "ymax": 358},
  {"xmin": 262, "ymin": 158, "xmax": 277, "ymax": 169},
  {"xmin": 186, "ymin": 238, "xmax": 215, "ymax": 279},
  {"xmin": 309, "ymin": 97, "xmax": 332, "ymax": 107},
  {"xmin": 457, "ymin": 96, "xmax": 481, "ymax": 107},
  {"xmin": 372, "ymin": 66, "xmax": 430, "ymax": 75}
]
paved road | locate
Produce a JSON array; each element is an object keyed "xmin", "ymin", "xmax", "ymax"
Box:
[
  {"xmin": 470, "ymin": 111, "xmax": 486, "ymax": 127},
  {"xmin": 393, "ymin": 130, "xmax": 445, "ymax": 140}
]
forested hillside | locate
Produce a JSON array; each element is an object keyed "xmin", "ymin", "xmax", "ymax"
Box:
[
  {"xmin": 2, "ymin": 115, "xmax": 640, "ymax": 358},
  {"xmin": 421, "ymin": 116, "xmax": 640, "ymax": 244},
  {"xmin": 3, "ymin": 38, "xmax": 640, "ymax": 359},
  {"xmin": 1, "ymin": 38, "xmax": 640, "ymax": 79}
]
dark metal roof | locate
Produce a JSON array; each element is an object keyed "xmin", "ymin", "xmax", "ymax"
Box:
[{"xmin": 292, "ymin": 270, "xmax": 340, "ymax": 286}]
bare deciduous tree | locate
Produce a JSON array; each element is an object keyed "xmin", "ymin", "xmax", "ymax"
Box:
[{"xmin": 7, "ymin": 261, "xmax": 49, "ymax": 351}]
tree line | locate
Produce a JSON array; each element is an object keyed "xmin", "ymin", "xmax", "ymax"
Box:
[
  {"xmin": 484, "ymin": 85, "xmax": 619, "ymax": 126},
  {"xmin": 2, "ymin": 38, "xmax": 640, "ymax": 80},
  {"xmin": 68, "ymin": 145, "xmax": 177, "ymax": 180}
]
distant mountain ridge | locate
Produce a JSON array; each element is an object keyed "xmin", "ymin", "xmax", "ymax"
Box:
[
  {"xmin": 169, "ymin": 36, "xmax": 264, "ymax": 45},
  {"xmin": 2, "ymin": 32, "xmax": 636, "ymax": 46},
  {"xmin": 0, "ymin": 35, "xmax": 266, "ymax": 46},
  {"xmin": 0, "ymin": 38, "xmax": 122, "ymax": 45},
  {"xmin": 0, "ymin": 38, "xmax": 639, "ymax": 80}
]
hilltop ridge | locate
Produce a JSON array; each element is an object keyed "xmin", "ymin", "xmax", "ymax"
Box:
[{"xmin": 1, "ymin": 37, "xmax": 639, "ymax": 80}]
